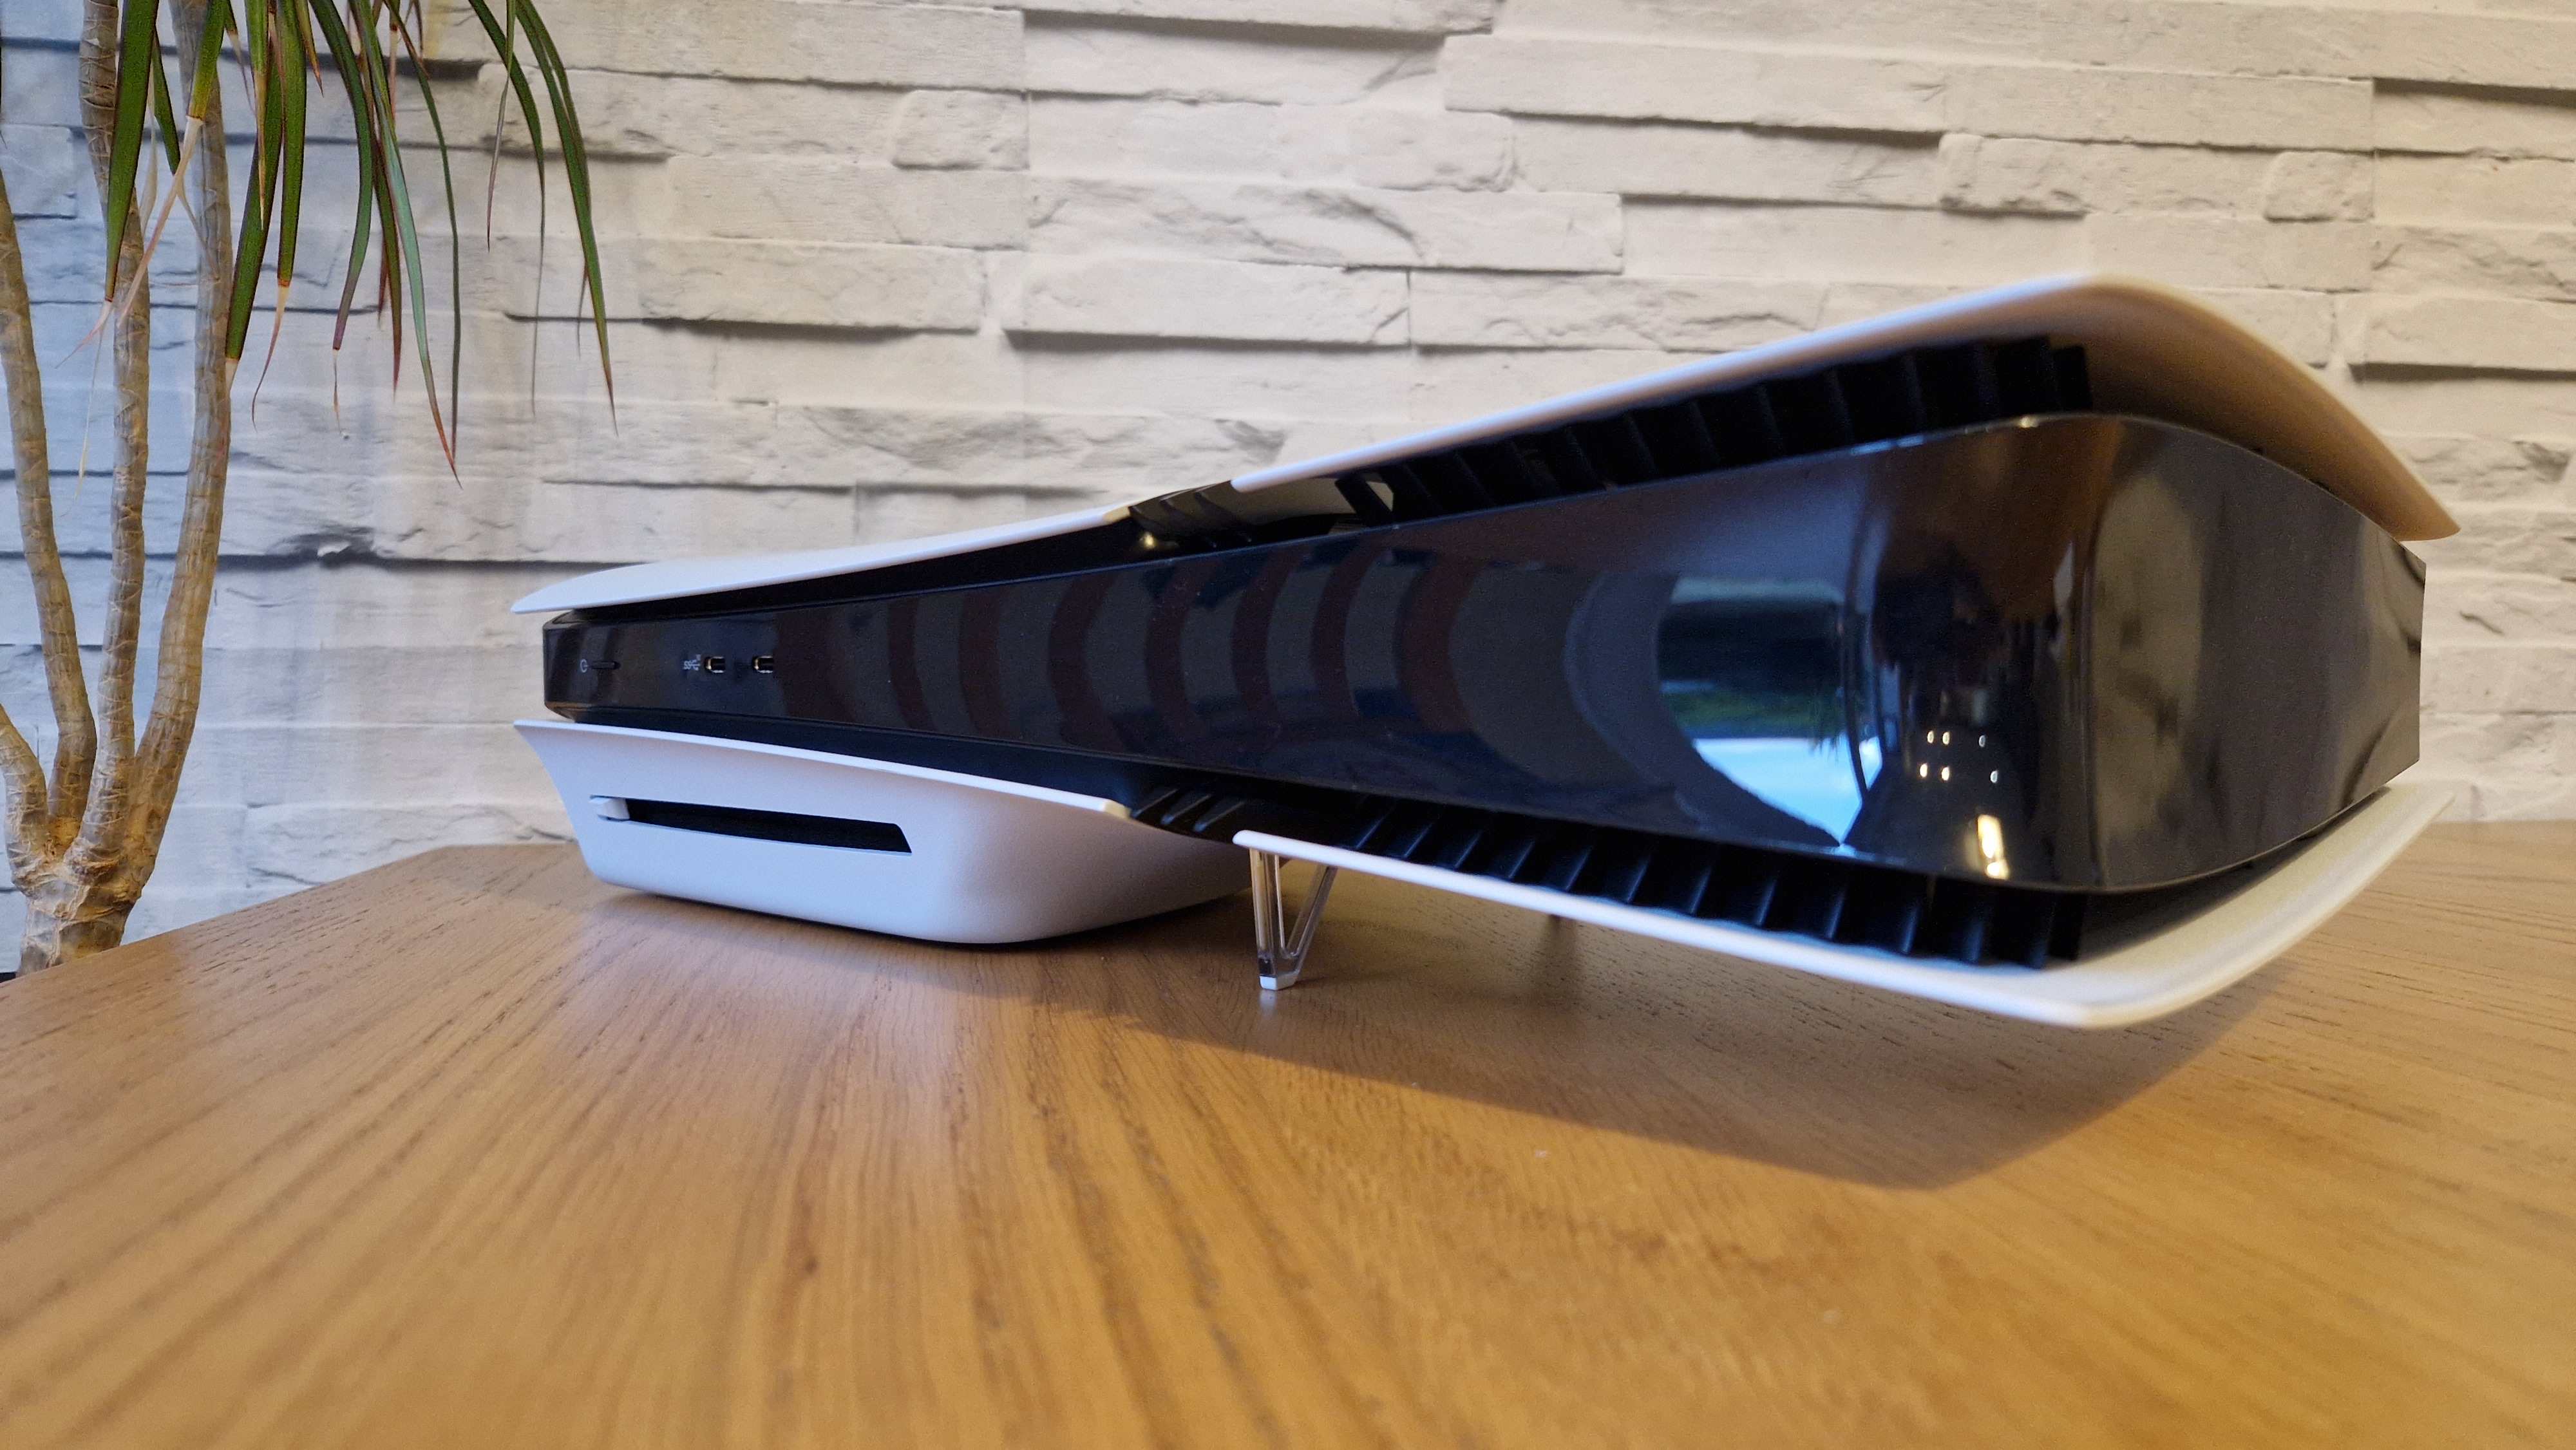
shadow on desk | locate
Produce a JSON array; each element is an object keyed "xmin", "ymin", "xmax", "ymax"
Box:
[{"xmin": 526, "ymin": 860, "xmax": 2261, "ymax": 1192}]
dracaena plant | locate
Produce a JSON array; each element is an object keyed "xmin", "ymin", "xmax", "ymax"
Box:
[{"xmin": 0, "ymin": 0, "xmax": 606, "ymax": 972}]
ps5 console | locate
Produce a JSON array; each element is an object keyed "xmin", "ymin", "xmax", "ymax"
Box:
[{"xmin": 514, "ymin": 274, "xmax": 2454, "ymax": 1028}]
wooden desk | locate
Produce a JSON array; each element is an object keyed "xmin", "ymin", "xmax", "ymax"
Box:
[{"xmin": 0, "ymin": 829, "xmax": 2568, "ymax": 1448}]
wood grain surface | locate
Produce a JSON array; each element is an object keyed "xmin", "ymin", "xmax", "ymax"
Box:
[{"xmin": 0, "ymin": 828, "xmax": 2568, "ymax": 1449}]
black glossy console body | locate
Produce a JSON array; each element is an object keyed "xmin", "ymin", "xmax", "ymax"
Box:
[{"xmin": 542, "ymin": 412, "xmax": 2422, "ymax": 902}]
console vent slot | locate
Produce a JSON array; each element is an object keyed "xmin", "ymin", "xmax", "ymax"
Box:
[
  {"xmin": 1333, "ymin": 336, "xmax": 2091, "ymax": 527},
  {"xmin": 1128, "ymin": 778, "xmax": 2085, "ymax": 968}
]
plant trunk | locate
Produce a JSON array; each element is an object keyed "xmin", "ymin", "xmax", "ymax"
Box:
[
  {"xmin": 0, "ymin": 0, "xmax": 200, "ymax": 975},
  {"xmin": 18, "ymin": 892, "xmax": 133, "ymax": 975}
]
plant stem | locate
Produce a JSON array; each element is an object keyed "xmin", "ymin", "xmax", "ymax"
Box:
[
  {"xmin": 128, "ymin": 0, "xmax": 236, "ymax": 883},
  {"xmin": 0, "ymin": 179, "xmax": 59, "ymax": 866},
  {"xmin": 0, "ymin": 178, "xmax": 99, "ymax": 859}
]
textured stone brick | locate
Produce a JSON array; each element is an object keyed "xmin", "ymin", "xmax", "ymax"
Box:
[
  {"xmin": 484, "ymin": 71, "xmax": 905, "ymax": 160},
  {"xmin": 1524, "ymin": 121, "xmax": 1941, "ymax": 205},
  {"xmin": 854, "ymin": 485, "xmax": 1079, "ymax": 547},
  {"xmin": 2443, "ymin": 773, "xmax": 2576, "ymax": 822},
  {"xmin": 1, "ymin": 126, "xmax": 82, "ymax": 219},
  {"xmin": 1030, "ymin": 99, "xmax": 1508, "ymax": 190},
  {"xmin": 1029, "ymin": 21, "xmax": 1438, "ymax": 106},
  {"xmin": 1938, "ymin": 135, "xmax": 2271, "ymax": 216},
  {"xmin": 1948, "ymin": 65, "xmax": 2372, "ymax": 150},
  {"xmin": 2358, "ymin": 375, "xmax": 2576, "ymax": 439},
  {"xmin": 2409, "ymin": 505, "xmax": 2576, "ymax": 578},
  {"xmin": 2378, "ymin": 155, "xmax": 2576, "ymax": 227},
  {"xmin": 541, "ymin": 1, "xmax": 1023, "ymax": 89},
  {"xmin": 1347, "ymin": 111, "xmax": 1515, "ymax": 192},
  {"xmin": 2041, "ymin": 1, "xmax": 2371, "ymax": 77},
  {"xmin": 502, "ymin": 400, "xmax": 1015, "ymax": 489},
  {"xmin": 2361, "ymin": 296, "xmax": 2576, "ymax": 373},
  {"xmin": 668, "ymin": 158, "xmax": 1029, "ymax": 248},
  {"xmin": 176, "ymin": 723, "xmax": 558, "ymax": 807},
  {"xmin": 2087, "ymin": 216, "xmax": 2371, "ymax": 292},
  {"xmin": 1026, "ymin": 411, "xmax": 1294, "ymax": 491},
  {"xmin": 187, "ymin": 562, "xmax": 583, "ymax": 652},
  {"xmin": 1027, "ymin": 0, "xmax": 1495, "ymax": 32},
  {"xmin": 2388, "ymin": 434, "xmax": 2574, "ymax": 504},
  {"xmin": 1628, "ymin": 203, "xmax": 2083, "ymax": 283},
  {"xmin": 1408, "ymin": 272, "xmax": 1822, "ymax": 351},
  {"xmin": 2417, "ymin": 713, "xmax": 2576, "ymax": 775},
  {"xmin": 246, "ymin": 802, "xmax": 572, "ymax": 888},
  {"xmin": 462, "ymin": 402, "xmax": 1298, "ymax": 498},
  {"xmin": 634, "ymin": 240, "xmax": 987, "ymax": 329},
  {"xmin": 895, "ymin": 91, "xmax": 1030, "ymax": 170},
  {"xmin": 1019, "ymin": 344, "xmax": 1412, "ymax": 420},
  {"xmin": 1490, "ymin": 0, "xmax": 2037, "ymax": 63},
  {"xmin": 2264, "ymin": 151, "xmax": 2372, "ymax": 221},
  {"xmin": 1014, "ymin": 255, "xmax": 1407, "ymax": 343},
  {"xmin": 377, "ymin": 480, "xmax": 859, "ymax": 562},
  {"xmin": 1028, "ymin": 178, "xmax": 1620, "ymax": 272},
  {"xmin": 1443, "ymin": 36, "xmax": 1951, "ymax": 133},
  {"xmin": 2411, "ymin": 709, "xmax": 2576, "ymax": 814},
  {"xmin": 2194, "ymin": 287, "xmax": 2337, "ymax": 366},
  {"xmin": 2374, "ymin": 226, "xmax": 2576, "ymax": 305},
  {"xmin": 1031, "ymin": 99, "xmax": 1346, "ymax": 180},
  {"xmin": 2372, "ymin": 12, "xmax": 2576, "ymax": 91},
  {"xmin": 1453, "ymin": 32, "xmax": 2369, "ymax": 147},
  {"xmin": 184, "ymin": 646, "xmax": 550, "ymax": 725},
  {"xmin": 0, "ymin": 32, "xmax": 85, "ymax": 122},
  {"xmin": 714, "ymin": 332, "xmax": 1025, "ymax": 410},
  {"xmin": 2375, "ymin": 84, "xmax": 2576, "ymax": 162},
  {"xmin": 1407, "ymin": 347, "xmax": 1718, "ymax": 427},
  {"xmin": 2425, "ymin": 572, "xmax": 2576, "ymax": 643},
  {"xmin": 1815, "ymin": 281, "xmax": 1967, "ymax": 328},
  {"xmin": 2425, "ymin": 643, "xmax": 2576, "ymax": 713}
]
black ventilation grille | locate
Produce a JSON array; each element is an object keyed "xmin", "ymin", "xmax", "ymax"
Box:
[
  {"xmin": 1128, "ymin": 779, "xmax": 2085, "ymax": 969},
  {"xmin": 1332, "ymin": 337, "xmax": 2092, "ymax": 528},
  {"xmin": 623, "ymin": 798, "xmax": 913, "ymax": 854}
]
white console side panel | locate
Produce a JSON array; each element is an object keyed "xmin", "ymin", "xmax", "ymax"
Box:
[{"xmin": 517, "ymin": 720, "xmax": 1245, "ymax": 943}]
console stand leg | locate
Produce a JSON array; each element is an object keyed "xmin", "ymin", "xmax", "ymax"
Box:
[{"xmin": 1250, "ymin": 849, "xmax": 1338, "ymax": 992}]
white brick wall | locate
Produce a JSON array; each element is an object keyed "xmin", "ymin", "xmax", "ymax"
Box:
[{"xmin": 3, "ymin": 0, "xmax": 2574, "ymax": 948}]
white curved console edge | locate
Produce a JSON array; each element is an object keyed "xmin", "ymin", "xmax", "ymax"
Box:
[
  {"xmin": 1227, "ymin": 273, "xmax": 2455, "ymax": 542},
  {"xmin": 516, "ymin": 720, "xmax": 1245, "ymax": 944},
  {"xmin": 506, "ymin": 275, "xmax": 2455, "ymax": 624},
  {"xmin": 1235, "ymin": 784, "xmax": 2451, "ymax": 1029}
]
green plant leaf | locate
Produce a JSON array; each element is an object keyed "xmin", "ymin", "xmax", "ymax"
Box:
[
  {"xmin": 516, "ymin": 0, "xmax": 614, "ymax": 412},
  {"xmin": 101, "ymin": 0, "xmax": 161, "ymax": 292},
  {"xmin": 301, "ymin": 0, "xmax": 377, "ymax": 353},
  {"xmin": 224, "ymin": 15, "xmax": 289, "ymax": 361},
  {"xmin": 148, "ymin": 17, "xmax": 182, "ymax": 173},
  {"xmin": 387, "ymin": 4, "xmax": 464, "ymax": 446},
  {"xmin": 272, "ymin": 5, "xmax": 309, "ymax": 301},
  {"xmin": 460, "ymin": 0, "xmax": 549, "ymax": 235},
  {"xmin": 348, "ymin": 0, "xmax": 454, "ymax": 463},
  {"xmin": 187, "ymin": 1, "xmax": 233, "ymax": 117}
]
